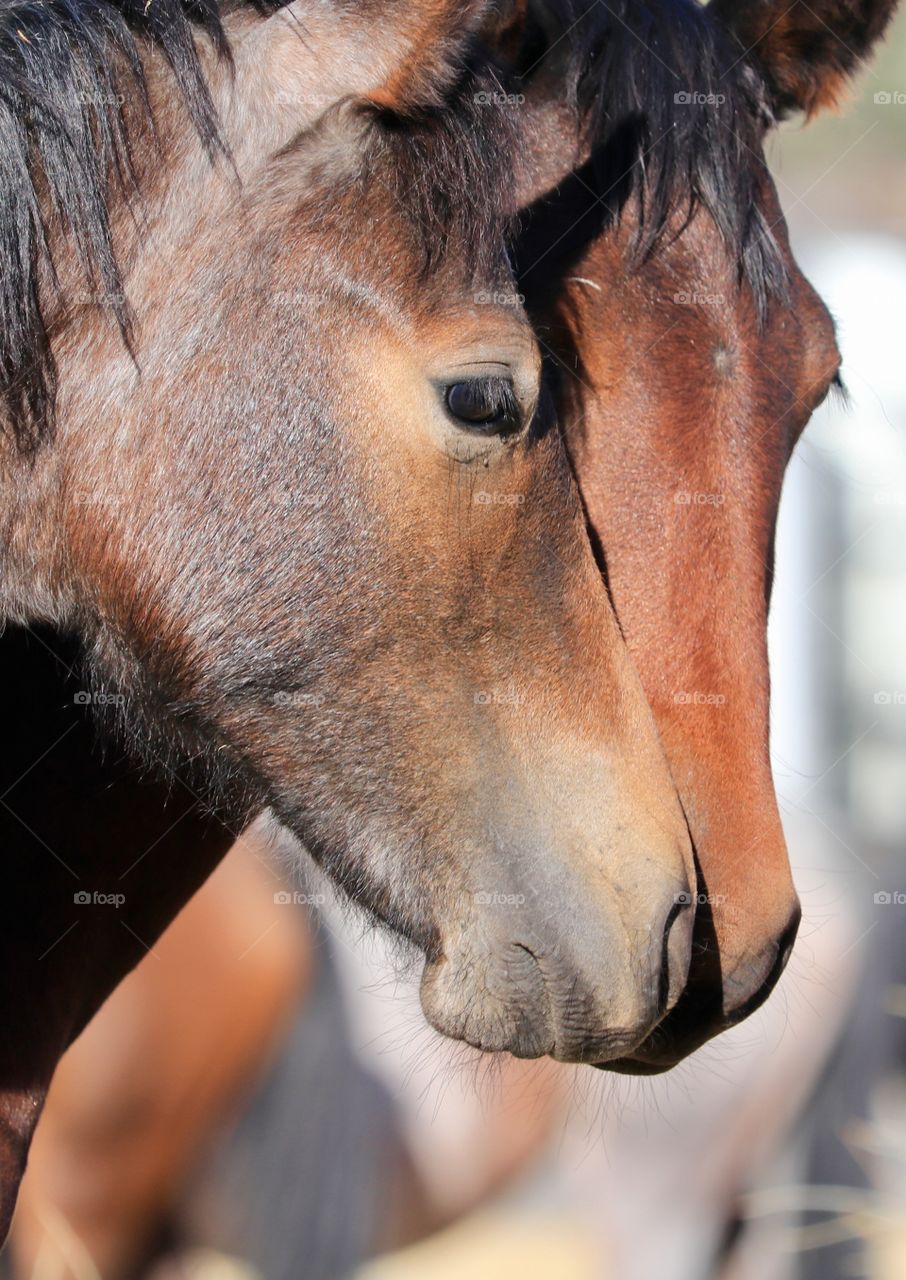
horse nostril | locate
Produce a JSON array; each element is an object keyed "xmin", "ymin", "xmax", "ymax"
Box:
[{"xmin": 656, "ymin": 891, "xmax": 695, "ymax": 1019}]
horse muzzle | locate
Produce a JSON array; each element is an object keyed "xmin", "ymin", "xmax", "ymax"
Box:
[{"xmin": 418, "ymin": 832, "xmax": 696, "ymax": 1064}]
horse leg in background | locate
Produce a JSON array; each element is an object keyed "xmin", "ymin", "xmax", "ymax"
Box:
[
  {"xmin": 8, "ymin": 825, "xmax": 310, "ymax": 1280},
  {"xmin": 0, "ymin": 625, "xmax": 253, "ymax": 1243}
]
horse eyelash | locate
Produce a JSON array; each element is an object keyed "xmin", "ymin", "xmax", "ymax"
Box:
[
  {"xmin": 829, "ymin": 370, "xmax": 850, "ymax": 408},
  {"xmin": 497, "ymin": 380, "xmax": 521, "ymax": 422}
]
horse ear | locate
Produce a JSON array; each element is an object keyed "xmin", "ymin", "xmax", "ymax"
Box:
[
  {"xmin": 709, "ymin": 0, "xmax": 899, "ymax": 119},
  {"xmin": 354, "ymin": 1, "xmax": 499, "ymax": 112},
  {"xmin": 229, "ymin": 0, "xmax": 502, "ymax": 159},
  {"xmin": 240, "ymin": 0, "xmax": 497, "ymax": 120}
]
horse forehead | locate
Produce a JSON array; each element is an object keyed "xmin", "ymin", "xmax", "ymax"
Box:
[{"xmin": 575, "ymin": 206, "xmax": 834, "ymax": 418}]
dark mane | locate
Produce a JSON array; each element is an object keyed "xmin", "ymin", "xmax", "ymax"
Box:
[
  {"xmin": 0, "ymin": 0, "xmax": 287, "ymax": 453},
  {"xmin": 524, "ymin": 0, "xmax": 789, "ymax": 312},
  {"xmin": 363, "ymin": 77, "xmax": 517, "ymax": 287}
]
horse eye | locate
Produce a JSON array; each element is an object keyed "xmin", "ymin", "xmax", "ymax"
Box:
[{"xmin": 444, "ymin": 379, "xmax": 521, "ymax": 435}]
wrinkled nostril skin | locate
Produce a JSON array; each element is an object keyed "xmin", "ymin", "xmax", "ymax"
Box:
[{"xmin": 419, "ymin": 858, "xmax": 696, "ymax": 1064}]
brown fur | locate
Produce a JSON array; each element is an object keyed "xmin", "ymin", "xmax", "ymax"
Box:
[
  {"xmin": 711, "ymin": 0, "xmax": 899, "ymax": 117},
  {"xmin": 0, "ymin": 0, "xmax": 695, "ymax": 1240},
  {"xmin": 548, "ymin": 191, "xmax": 840, "ymax": 1068},
  {"xmin": 507, "ymin": 0, "xmax": 892, "ymax": 1068},
  {"xmin": 0, "ymin": 0, "xmax": 897, "ymax": 1246}
]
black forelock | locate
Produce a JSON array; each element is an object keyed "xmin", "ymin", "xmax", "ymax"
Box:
[
  {"xmin": 0, "ymin": 0, "xmax": 290, "ymax": 453},
  {"xmin": 363, "ymin": 70, "xmax": 517, "ymax": 288},
  {"xmin": 523, "ymin": 0, "xmax": 789, "ymax": 314}
]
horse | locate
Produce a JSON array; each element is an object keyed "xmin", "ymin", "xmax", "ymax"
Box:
[
  {"xmin": 0, "ymin": 0, "xmax": 897, "ymax": 1254},
  {"xmin": 0, "ymin": 0, "xmax": 700, "ymax": 1242},
  {"xmin": 505, "ymin": 0, "xmax": 898, "ymax": 1071}
]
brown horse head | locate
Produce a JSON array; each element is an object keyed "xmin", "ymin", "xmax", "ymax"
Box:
[
  {"xmin": 0, "ymin": 0, "xmax": 696, "ymax": 1073},
  {"xmin": 508, "ymin": 0, "xmax": 896, "ymax": 1069}
]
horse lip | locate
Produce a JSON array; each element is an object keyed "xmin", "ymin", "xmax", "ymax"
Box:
[
  {"xmin": 592, "ymin": 1000, "xmax": 713, "ymax": 1074},
  {"xmin": 594, "ymin": 1055, "xmax": 681, "ymax": 1076},
  {"xmin": 594, "ymin": 995, "xmax": 747, "ymax": 1075},
  {"xmin": 549, "ymin": 1028, "xmax": 651, "ymax": 1065},
  {"xmin": 591, "ymin": 1027, "xmax": 689, "ymax": 1074},
  {"xmin": 593, "ymin": 1020, "xmax": 693, "ymax": 1073}
]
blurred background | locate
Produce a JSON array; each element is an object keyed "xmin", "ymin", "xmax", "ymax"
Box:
[{"xmin": 3, "ymin": 13, "xmax": 905, "ymax": 1280}]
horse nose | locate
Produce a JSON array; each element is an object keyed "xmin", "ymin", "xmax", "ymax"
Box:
[
  {"xmin": 723, "ymin": 901, "xmax": 802, "ymax": 1026},
  {"xmin": 419, "ymin": 869, "xmax": 695, "ymax": 1064},
  {"xmin": 659, "ymin": 893, "xmax": 697, "ymax": 1017}
]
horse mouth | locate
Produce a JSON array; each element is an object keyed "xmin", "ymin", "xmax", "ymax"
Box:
[
  {"xmin": 594, "ymin": 1020, "xmax": 709, "ymax": 1075},
  {"xmin": 599, "ymin": 1055, "xmax": 682, "ymax": 1076},
  {"xmin": 597, "ymin": 1017, "xmax": 730, "ymax": 1075},
  {"xmin": 590, "ymin": 958, "xmax": 738, "ymax": 1074},
  {"xmin": 594, "ymin": 930, "xmax": 798, "ymax": 1075}
]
